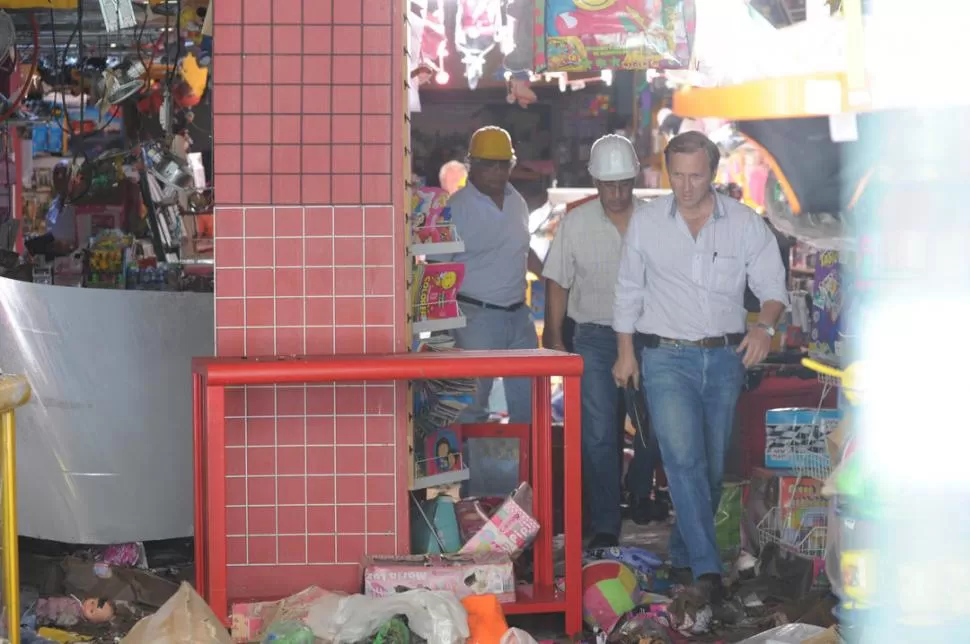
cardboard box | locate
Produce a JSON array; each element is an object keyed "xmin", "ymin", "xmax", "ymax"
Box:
[
  {"xmin": 765, "ymin": 408, "xmax": 842, "ymax": 470},
  {"xmin": 363, "ymin": 553, "xmax": 515, "ymax": 602},
  {"xmin": 459, "ymin": 482, "xmax": 539, "ymax": 559}
]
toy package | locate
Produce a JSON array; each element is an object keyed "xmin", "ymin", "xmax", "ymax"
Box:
[
  {"xmin": 460, "ymin": 482, "xmax": 540, "ymax": 559},
  {"xmin": 363, "ymin": 553, "xmax": 516, "ymax": 602},
  {"xmin": 412, "ymin": 263, "xmax": 465, "ymax": 322},
  {"xmin": 536, "ymin": 0, "xmax": 694, "ymax": 72},
  {"xmin": 424, "ymin": 426, "xmax": 464, "ymax": 476},
  {"xmin": 809, "ymin": 251, "xmax": 844, "ymax": 361},
  {"xmin": 410, "ymin": 187, "xmax": 457, "ymax": 244},
  {"xmin": 764, "ymin": 408, "xmax": 843, "ymax": 470}
]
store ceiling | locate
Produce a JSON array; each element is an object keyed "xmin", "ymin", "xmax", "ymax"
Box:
[{"xmin": 7, "ymin": 0, "xmax": 177, "ymax": 57}]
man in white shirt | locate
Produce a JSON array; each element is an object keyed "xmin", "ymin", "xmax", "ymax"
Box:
[
  {"xmin": 543, "ymin": 134, "xmax": 660, "ymax": 548},
  {"xmin": 441, "ymin": 126, "xmax": 545, "ymax": 423},
  {"xmin": 612, "ymin": 131, "xmax": 788, "ymax": 606}
]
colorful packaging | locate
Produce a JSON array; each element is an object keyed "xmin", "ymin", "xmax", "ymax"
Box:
[
  {"xmin": 410, "ymin": 187, "xmax": 457, "ymax": 244},
  {"xmin": 363, "ymin": 553, "xmax": 516, "ymax": 602},
  {"xmin": 808, "ymin": 251, "xmax": 844, "ymax": 361},
  {"xmin": 460, "ymin": 482, "xmax": 540, "ymax": 559},
  {"xmin": 764, "ymin": 408, "xmax": 843, "ymax": 470},
  {"xmin": 412, "ymin": 263, "xmax": 465, "ymax": 321},
  {"xmin": 536, "ymin": 0, "xmax": 694, "ymax": 72},
  {"xmin": 230, "ymin": 586, "xmax": 333, "ymax": 643}
]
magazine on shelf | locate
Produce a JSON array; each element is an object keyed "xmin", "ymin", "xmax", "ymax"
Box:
[
  {"xmin": 411, "ymin": 263, "xmax": 465, "ymax": 322},
  {"xmin": 410, "ymin": 186, "xmax": 457, "ymax": 244},
  {"xmin": 412, "ymin": 340, "xmax": 476, "ymax": 439}
]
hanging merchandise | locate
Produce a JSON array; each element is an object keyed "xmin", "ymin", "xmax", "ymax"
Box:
[
  {"xmin": 505, "ymin": 76, "xmax": 537, "ymax": 108},
  {"xmin": 454, "ymin": 0, "xmax": 501, "ymax": 89},
  {"xmin": 502, "ymin": 0, "xmax": 534, "ymax": 73},
  {"xmin": 413, "ymin": 0, "xmax": 449, "ymax": 85},
  {"xmin": 535, "ymin": 0, "xmax": 695, "ymax": 72}
]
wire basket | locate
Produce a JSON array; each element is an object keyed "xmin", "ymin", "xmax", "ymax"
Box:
[
  {"xmin": 790, "ymin": 447, "xmax": 833, "ymax": 482},
  {"xmin": 758, "ymin": 504, "xmax": 829, "ymax": 559}
]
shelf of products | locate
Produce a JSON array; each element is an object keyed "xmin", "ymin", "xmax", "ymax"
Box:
[{"xmin": 409, "ymin": 187, "xmax": 466, "ymax": 336}]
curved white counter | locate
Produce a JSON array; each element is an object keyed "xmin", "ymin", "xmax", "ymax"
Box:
[{"xmin": 0, "ymin": 276, "xmax": 213, "ymax": 544}]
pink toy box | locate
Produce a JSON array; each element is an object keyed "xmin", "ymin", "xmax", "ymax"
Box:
[{"xmin": 363, "ymin": 552, "xmax": 516, "ymax": 602}]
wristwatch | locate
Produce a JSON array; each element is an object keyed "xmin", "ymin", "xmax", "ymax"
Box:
[{"xmin": 755, "ymin": 322, "xmax": 776, "ymax": 337}]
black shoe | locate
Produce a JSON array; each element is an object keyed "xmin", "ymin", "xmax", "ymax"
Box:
[
  {"xmin": 587, "ymin": 533, "xmax": 620, "ymax": 549},
  {"xmin": 628, "ymin": 495, "xmax": 654, "ymax": 525},
  {"xmin": 669, "ymin": 566, "xmax": 694, "ymax": 586}
]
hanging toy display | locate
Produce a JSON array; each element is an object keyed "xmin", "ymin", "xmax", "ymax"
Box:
[
  {"xmin": 505, "ymin": 75, "xmax": 537, "ymax": 108},
  {"xmin": 412, "ymin": 0, "xmax": 449, "ymax": 85},
  {"xmin": 454, "ymin": 0, "xmax": 501, "ymax": 89},
  {"xmin": 502, "ymin": 0, "xmax": 534, "ymax": 74}
]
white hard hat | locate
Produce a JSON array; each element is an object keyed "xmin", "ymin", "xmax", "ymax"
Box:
[{"xmin": 588, "ymin": 134, "xmax": 640, "ymax": 182}]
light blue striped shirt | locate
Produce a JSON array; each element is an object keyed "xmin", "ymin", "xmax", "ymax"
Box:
[
  {"xmin": 613, "ymin": 192, "xmax": 788, "ymax": 340},
  {"xmin": 437, "ymin": 182, "xmax": 530, "ymax": 307}
]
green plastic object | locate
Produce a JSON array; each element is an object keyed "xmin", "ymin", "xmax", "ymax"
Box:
[
  {"xmin": 261, "ymin": 621, "xmax": 315, "ymax": 644},
  {"xmin": 716, "ymin": 482, "xmax": 743, "ymax": 560}
]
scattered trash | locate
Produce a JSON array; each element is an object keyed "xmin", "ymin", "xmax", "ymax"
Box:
[
  {"xmin": 120, "ymin": 582, "xmax": 230, "ymax": 644},
  {"xmin": 737, "ymin": 623, "xmax": 827, "ymax": 643}
]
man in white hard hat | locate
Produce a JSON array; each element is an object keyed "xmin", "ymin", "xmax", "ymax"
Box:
[
  {"xmin": 543, "ymin": 133, "xmax": 653, "ymax": 548},
  {"xmin": 612, "ymin": 131, "xmax": 787, "ymax": 610}
]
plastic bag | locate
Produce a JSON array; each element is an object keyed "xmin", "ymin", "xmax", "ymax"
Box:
[
  {"xmin": 500, "ymin": 628, "xmax": 539, "ymax": 644},
  {"xmin": 261, "ymin": 621, "xmax": 314, "ymax": 644},
  {"xmin": 715, "ymin": 482, "xmax": 743, "ymax": 561},
  {"xmin": 737, "ymin": 623, "xmax": 826, "ymax": 643},
  {"xmin": 121, "ymin": 582, "xmax": 231, "ymax": 644},
  {"xmin": 306, "ymin": 590, "xmax": 469, "ymax": 644}
]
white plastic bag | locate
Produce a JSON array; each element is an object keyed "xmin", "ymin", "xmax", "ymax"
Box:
[
  {"xmin": 500, "ymin": 627, "xmax": 539, "ymax": 644},
  {"xmin": 306, "ymin": 590, "xmax": 468, "ymax": 644}
]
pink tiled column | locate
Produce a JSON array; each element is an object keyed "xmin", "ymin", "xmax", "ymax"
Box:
[{"xmin": 210, "ymin": 0, "xmax": 407, "ymax": 599}]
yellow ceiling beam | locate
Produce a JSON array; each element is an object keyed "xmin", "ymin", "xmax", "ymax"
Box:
[{"xmin": 672, "ymin": 72, "xmax": 871, "ymax": 121}]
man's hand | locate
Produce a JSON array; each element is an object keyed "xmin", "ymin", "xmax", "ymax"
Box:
[
  {"xmin": 737, "ymin": 326, "xmax": 772, "ymax": 368},
  {"xmin": 612, "ymin": 352, "xmax": 639, "ymax": 389},
  {"xmin": 542, "ymin": 328, "xmax": 566, "ymax": 352}
]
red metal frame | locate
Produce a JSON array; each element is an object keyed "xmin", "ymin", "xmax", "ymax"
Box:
[
  {"xmin": 460, "ymin": 423, "xmax": 531, "ymax": 491},
  {"xmin": 193, "ymin": 349, "xmax": 584, "ymax": 635}
]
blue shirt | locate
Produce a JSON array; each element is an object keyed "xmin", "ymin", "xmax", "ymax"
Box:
[
  {"xmin": 613, "ymin": 192, "xmax": 788, "ymax": 340},
  {"xmin": 439, "ymin": 182, "xmax": 530, "ymax": 307}
]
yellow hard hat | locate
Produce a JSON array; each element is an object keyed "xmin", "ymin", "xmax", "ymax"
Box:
[{"xmin": 468, "ymin": 126, "xmax": 515, "ymax": 161}]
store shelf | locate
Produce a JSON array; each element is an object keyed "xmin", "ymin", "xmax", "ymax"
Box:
[
  {"xmin": 411, "ymin": 466, "xmax": 471, "ymax": 491},
  {"xmin": 758, "ymin": 505, "xmax": 828, "ymax": 559},
  {"xmin": 790, "ymin": 448, "xmax": 833, "ymax": 483},
  {"xmin": 412, "ymin": 311, "xmax": 466, "ymax": 335},
  {"xmin": 412, "ymin": 224, "xmax": 464, "ymax": 256},
  {"xmin": 673, "ymin": 73, "xmax": 870, "ymax": 121}
]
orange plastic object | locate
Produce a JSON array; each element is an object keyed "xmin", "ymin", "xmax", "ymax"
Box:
[{"xmin": 463, "ymin": 595, "xmax": 509, "ymax": 644}]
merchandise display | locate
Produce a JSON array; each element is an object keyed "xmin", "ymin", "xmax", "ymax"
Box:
[{"xmin": 536, "ymin": 0, "xmax": 695, "ymax": 72}]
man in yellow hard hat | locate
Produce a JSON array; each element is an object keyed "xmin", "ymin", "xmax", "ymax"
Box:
[{"xmin": 436, "ymin": 126, "xmax": 545, "ymax": 423}]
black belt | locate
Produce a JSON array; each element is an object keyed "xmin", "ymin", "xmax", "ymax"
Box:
[
  {"xmin": 637, "ymin": 333, "xmax": 744, "ymax": 349},
  {"xmin": 457, "ymin": 294, "xmax": 525, "ymax": 312}
]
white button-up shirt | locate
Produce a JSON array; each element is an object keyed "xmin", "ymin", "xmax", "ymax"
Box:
[
  {"xmin": 438, "ymin": 182, "xmax": 531, "ymax": 308},
  {"xmin": 613, "ymin": 191, "xmax": 788, "ymax": 340},
  {"xmin": 542, "ymin": 198, "xmax": 631, "ymax": 326}
]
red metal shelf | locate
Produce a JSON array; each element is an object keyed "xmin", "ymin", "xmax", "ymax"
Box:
[{"xmin": 193, "ymin": 349, "xmax": 584, "ymax": 635}]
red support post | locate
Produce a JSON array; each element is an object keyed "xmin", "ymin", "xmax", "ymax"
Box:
[{"xmin": 192, "ymin": 350, "xmax": 584, "ymax": 633}]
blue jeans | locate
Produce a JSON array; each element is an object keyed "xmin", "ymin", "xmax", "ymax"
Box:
[
  {"xmin": 452, "ymin": 302, "xmax": 538, "ymax": 424},
  {"xmin": 574, "ymin": 323, "xmax": 623, "ymax": 537},
  {"xmin": 640, "ymin": 342, "xmax": 745, "ymax": 577}
]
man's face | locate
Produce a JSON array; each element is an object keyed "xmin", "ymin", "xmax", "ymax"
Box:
[
  {"xmin": 595, "ymin": 179, "xmax": 635, "ymax": 214},
  {"xmin": 468, "ymin": 158, "xmax": 511, "ymax": 197},
  {"xmin": 668, "ymin": 150, "xmax": 713, "ymax": 211}
]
